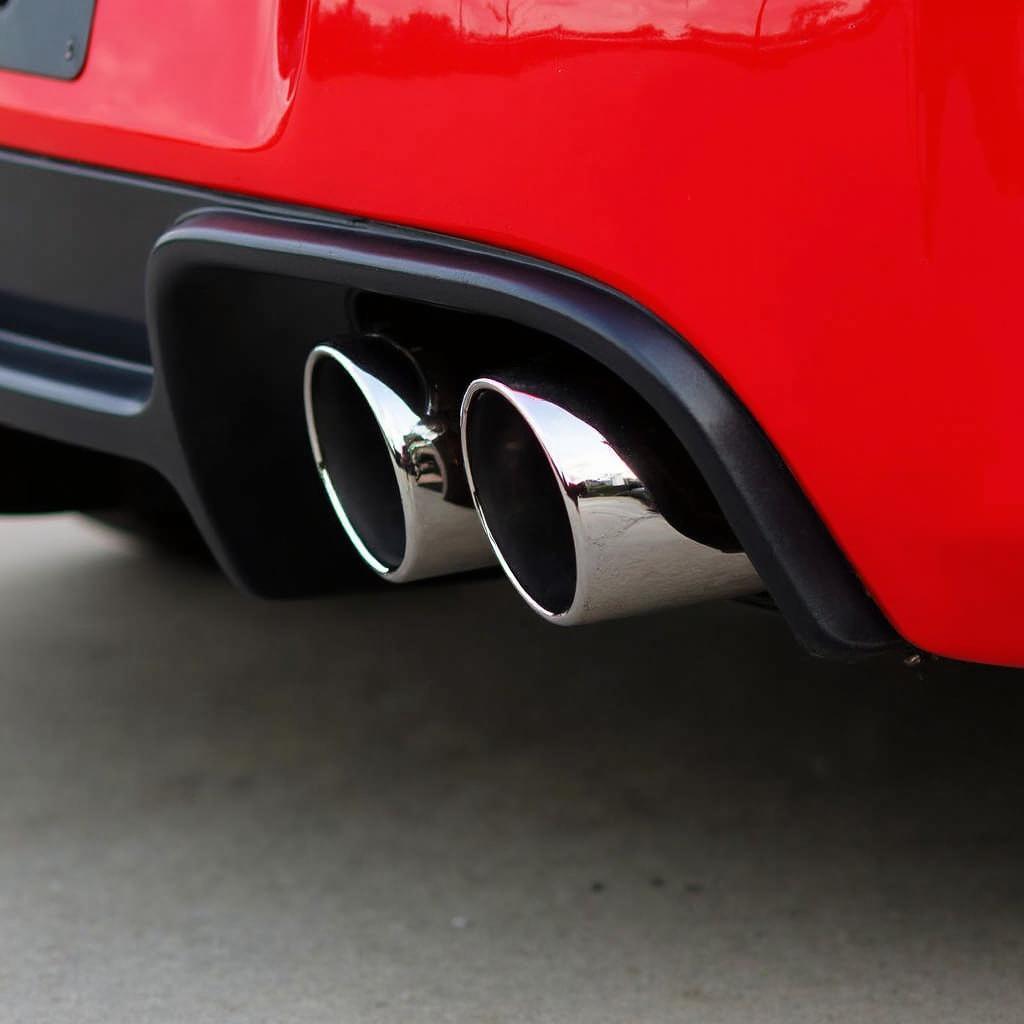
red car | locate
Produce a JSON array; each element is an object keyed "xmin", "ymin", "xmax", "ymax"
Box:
[{"xmin": 0, "ymin": 0, "xmax": 1018, "ymax": 666}]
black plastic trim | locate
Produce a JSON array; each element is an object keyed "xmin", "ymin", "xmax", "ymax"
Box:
[
  {"xmin": 148, "ymin": 210, "xmax": 898, "ymax": 658},
  {"xmin": 0, "ymin": 328, "xmax": 151, "ymax": 414},
  {"xmin": 0, "ymin": 147, "xmax": 899, "ymax": 658}
]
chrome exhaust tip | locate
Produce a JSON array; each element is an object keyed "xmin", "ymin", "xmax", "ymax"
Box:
[
  {"xmin": 304, "ymin": 338, "xmax": 495, "ymax": 582},
  {"xmin": 460, "ymin": 375, "xmax": 763, "ymax": 624}
]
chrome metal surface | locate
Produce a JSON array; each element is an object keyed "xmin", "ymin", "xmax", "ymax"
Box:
[
  {"xmin": 461, "ymin": 375, "xmax": 763, "ymax": 624},
  {"xmin": 304, "ymin": 339, "xmax": 495, "ymax": 582}
]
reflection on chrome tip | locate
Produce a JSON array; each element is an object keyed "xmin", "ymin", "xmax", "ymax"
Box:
[
  {"xmin": 460, "ymin": 374, "xmax": 763, "ymax": 625},
  {"xmin": 304, "ymin": 339, "xmax": 495, "ymax": 583}
]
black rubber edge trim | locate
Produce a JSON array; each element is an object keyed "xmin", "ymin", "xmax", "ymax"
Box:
[{"xmin": 149, "ymin": 209, "xmax": 900, "ymax": 659}]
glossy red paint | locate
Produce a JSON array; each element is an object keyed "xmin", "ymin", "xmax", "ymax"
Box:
[{"xmin": 1, "ymin": 0, "xmax": 1022, "ymax": 665}]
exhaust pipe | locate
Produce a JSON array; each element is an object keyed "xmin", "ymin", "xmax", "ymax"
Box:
[
  {"xmin": 460, "ymin": 373, "xmax": 763, "ymax": 624},
  {"xmin": 304, "ymin": 337, "xmax": 495, "ymax": 582}
]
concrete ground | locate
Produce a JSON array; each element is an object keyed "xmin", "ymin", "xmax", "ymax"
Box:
[{"xmin": 0, "ymin": 514, "xmax": 1022, "ymax": 1022}]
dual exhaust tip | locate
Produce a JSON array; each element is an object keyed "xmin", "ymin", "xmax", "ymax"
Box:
[{"xmin": 304, "ymin": 337, "xmax": 762, "ymax": 625}]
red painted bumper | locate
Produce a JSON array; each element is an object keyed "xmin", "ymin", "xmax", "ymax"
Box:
[{"xmin": 1, "ymin": 0, "xmax": 1021, "ymax": 665}]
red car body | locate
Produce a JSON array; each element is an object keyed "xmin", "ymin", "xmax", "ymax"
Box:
[{"xmin": 0, "ymin": 0, "xmax": 1021, "ymax": 666}]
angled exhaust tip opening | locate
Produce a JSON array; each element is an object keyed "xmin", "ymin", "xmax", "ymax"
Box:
[
  {"xmin": 461, "ymin": 374, "xmax": 764, "ymax": 625},
  {"xmin": 304, "ymin": 338, "xmax": 495, "ymax": 583}
]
